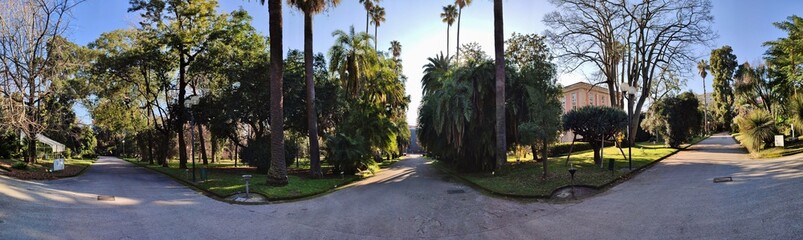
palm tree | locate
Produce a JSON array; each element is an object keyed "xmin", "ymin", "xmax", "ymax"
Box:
[
  {"xmin": 358, "ymin": 0, "xmax": 377, "ymax": 33},
  {"xmin": 440, "ymin": 5, "xmax": 457, "ymax": 57},
  {"xmin": 262, "ymin": 0, "xmax": 288, "ymax": 185},
  {"xmin": 737, "ymin": 109, "xmax": 776, "ymax": 153},
  {"xmin": 493, "ymin": 0, "xmax": 505, "ymax": 170},
  {"xmin": 790, "ymin": 94, "xmax": 803, "ymax": 131},
  {"xmin": 422, "ymin": 52, "xmax": 451, "ymax": 96},
  {"xmin": 329, "ymin": 25, "xmax": 376, "ymax": 97},
  {"xmin": 697, "ymin": 59, "xmax": 709, "ymax": 134},
  {"xmin": 369, "ymin": 5, "xmax": 385, "ymax": 50},
  {"xmin": 454, "ymin": 0, "xmax": 473, "ymax": 62},
  {"xmin": 389, "ymin": 40, "xmax": 401, "ymax": 59},
  {"xmin": 288, "ymin": 0, "xmax": 341, "ymax": 178}
]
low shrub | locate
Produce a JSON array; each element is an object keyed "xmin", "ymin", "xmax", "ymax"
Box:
[
  {"xmin": 11, "ymin": 161, "xmax": 28, "ymax": 170},
  {"xmin": 549, "ymin": 142, "xmax": 593, "ymax": 157}
]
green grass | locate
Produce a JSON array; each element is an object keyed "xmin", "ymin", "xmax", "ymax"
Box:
[
  {"xmin": 125, "ymin": 156, "xmax": 404, "ymax": 201},
  {"xmin": 733, "ymin": 133, "xmax": 803, "ymax": 158},
  {"xmin": 436, "ymin": 138, "xmax": 706, "ymax": 198},
  {"xmin": 0, "ymin": 158, "xmax": 96, "ymax": 180}
]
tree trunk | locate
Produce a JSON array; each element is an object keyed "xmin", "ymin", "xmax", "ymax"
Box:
[
  {"xmin": 148, "ymin": 132, "xmax": 154, "ymax": 165},
  {"xmin": 446, "ymin": 25, "xmax": 450, "ymax": 57},
  {"xmin": 177, "ymin": 54, "xmax": 188, "ymax": 169},
  {"xmin": 374, "ymin": 25, "xmax": 378, "ymax": 50},
  {"xmin": 493, "ymin": 0, "xmax": 506, "ymax": 170},
  {"xmin": 211, "ymin": 134, "xmax": 218, "ymax": 163},
  {"xmin": 542, "ymin": 139, "xmax": 548, "ymax": 179},
  {"xmin": 197, "ymin": 124, "xmax": 209, "ymax": 165},
  {"xmin": 267, "ymin": 0, "xmax": 288, "ymax": 186},
  {"xmin": 593, "ymin": 145, "xmax": 602, "ymax": 166},
  {"xmin": 365, "ymin": 9, "xmax": 370, "ymax": 34},
  {"xmin": 304, "ymin": 12, "xmax": 323, "ymax": 178},
  {"xmin": 456, "ymin": 7, "xmax": 462, "ymax": 62}
]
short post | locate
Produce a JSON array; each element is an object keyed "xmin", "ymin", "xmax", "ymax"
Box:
[
  {"xmin": 568, "ymin": 165, "xmax": 577, "ymax": 198},
  {"xmin": 608, "ymin": 158, "xmax": 615, "ymax": 176},
  {"xmin": 242, "ymin": 175, "xmax": 252, "ymax": 198},
  {"xmin": 185, "ymin": 169, "xmax": 190, "ymax": 180}
]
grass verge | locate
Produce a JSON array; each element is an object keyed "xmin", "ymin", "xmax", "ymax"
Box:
[
  {"xmin": 0, "ymin": 158, "xmax": 96, "ymax": 180},
  {"xmin": 125, "ymin": 157, "xmax": 404, "ymax": 202},
  {"xmin": 434, "ymin": 136, "xmax": 708, "ymax": 198},
  {"xmin": 733, "ymin": 133, "xmax": 803, "ymax": 158}
]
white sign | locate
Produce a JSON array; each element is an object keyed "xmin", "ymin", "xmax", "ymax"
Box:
[
  {"xmin": 52, "ymin": 158, "xmax": 65, "ymax": 172},
  {"xmin": 775, "ymin": 135, "xmax": 785, "ymax": 148}
]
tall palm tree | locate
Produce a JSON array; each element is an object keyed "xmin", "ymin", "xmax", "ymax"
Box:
[
  {"xmin": 493, "ymin": 0, "xmax": 505, "ymax": 170},
  {"xmin": 422, "ymin": 52, "xmax": 451, "ymax": 96},
  {"xmin": 697, "ymin": 59, "xmax": 708, "ymax": 135},
  {"xmin": 440, "ymin": 5, "xmax": 457, "ymax": 57},
  {"xmin": 358, "ymin": 0, "xmax": 377, "ymax": 33},
  {"xmin": 369, "ymin": 6, "xmax": 385, "ymax": 50},
  {"xmin": 288, "ymin": 0, "xmax": 341, "ymax": 178},
  {"xmin": 454, "ymin": 0, "xmax": 473, "ymax": 62},
  {"xmin": 262, "ymin": 0, "xmax": 288, "ymax": 185},
  {"xmin": 329, "ymin": 25, "xmax": 376, "ymax": 97},
  {"xmin": 389, "ymin": 40, "xmax": 401, "ymax": 59}
]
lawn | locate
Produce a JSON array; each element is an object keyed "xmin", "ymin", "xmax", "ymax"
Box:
[
  {"xmin": 0, "ymin": 158, "xmax": 96, "ymax": 180},
  {"xmin": 126, "ymin": 156, "xmax": 404, "ymax": 201},
  {"xmin": 436, "ymin": 136, "xmax": 706, "ymax": 198},
  {"xmin": 733, "ymin": 133, "xmax": 803, "ymax": 158}
]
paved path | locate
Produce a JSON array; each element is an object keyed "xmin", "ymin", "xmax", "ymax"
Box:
[{"xmin": 1, "ymin": 134, "xmax": 802, "ymax": 239}]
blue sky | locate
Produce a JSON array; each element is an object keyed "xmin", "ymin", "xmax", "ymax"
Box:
[{"xmin": 67, "ymin": 0, "xmax": 803, "ymax": 125}]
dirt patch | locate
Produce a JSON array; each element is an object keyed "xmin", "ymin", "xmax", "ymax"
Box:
[{"xmin": 551, "ymin": 186, "xmax": 598, "ymax": 200}]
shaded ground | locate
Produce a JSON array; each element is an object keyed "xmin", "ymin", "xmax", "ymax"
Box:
[{"xmin": 1, "ymin": 134, "xmax": 802, "ymax": 239}]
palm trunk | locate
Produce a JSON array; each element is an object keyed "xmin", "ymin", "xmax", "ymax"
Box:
[
  {"xmin": 542, "ymin": 139, "xmax": 548, "ymax": 179},
  {"xmin": 210, "ymin": 134, "xmax": 218, "ymax": 163},
  {"xmin": 493, "ymin": 0, "xmax": 506, "ymax": 170},
  {"xmin": 365, "ymin": 11, "xmax": 370, "ymax": 34},
  {"xmin": 374, "ymin": 25, "xmax": 378, "ymax": 50},
  {"xmin": 703, "ymin": 76, "xmax": 708, "ymax": 135},
  {"xmin": 446, "ymin": 25, "xmax": 450, "ymax": 57},
  {"xmin": 456, "ymin": 8, "xmax": 462, "ymax": 62},
  {"xmin": 304, "ymin": 12, "xmax": 323, "ymax": 178},
  {"xmin": 267, "ymin": 0, "xmax": 288, "ymax": 186}
]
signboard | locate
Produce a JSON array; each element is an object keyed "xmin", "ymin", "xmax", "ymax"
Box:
[
  {"xmin": 52, "ymin": 158, "xmax": 65, "ymax": 172},
  {"xmin": 775, "ymin": 135, "xmax": 785, "ymax": 148}
]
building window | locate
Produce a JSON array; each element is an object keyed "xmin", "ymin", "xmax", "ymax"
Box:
[
  {"xmin": 571, "ymin": 93, "xmax": 577, "ymax": 110},
  {"xmin": 588, "ymin": 93, "xmax": 595, "ymax": 106},
  {"xmin": 561, "ymin": 98, "xmax": 566, "ymax": 113}
]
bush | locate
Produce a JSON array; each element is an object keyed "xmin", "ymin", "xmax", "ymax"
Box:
[
  {"xmin": 82, "ymin": 152, "xmax": 98, "ymax": 159},
  {"xmin": 325, "ymin": 133, "xmax": 375, "ymax": 175},
  {"xmin": 239, "ymin": 135, "xmax": 294, "ymax": 172},
  {"xmin": 549, "ymin": 142, "xmax": 593, "ymax": 157},
  {"xmin": 11, "ymin": 161, "xmax": 28, "ymax": 170},
  {"xmin": 736, "ymin": 109, "xmax": 776, "ymax": 152}
]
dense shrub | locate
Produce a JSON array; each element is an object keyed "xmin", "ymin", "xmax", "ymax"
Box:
[
  {"xmin": 736, "ymin": 109, "xmax": 776, "ymax": 152},
  {"xmin": 563, "ymin": 106, "xmax": 628, "ymax": 166},
  {"xmin": 642, "ymin": 92, "xmax": 703, "ymax": 148},
  {"xmin": 239, "ymin": 135, "xmax": 295, "ymax": 172}
]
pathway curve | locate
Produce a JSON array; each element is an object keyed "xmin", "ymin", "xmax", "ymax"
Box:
[{"xmin": 1, "ymin": 133, "xmax": 802, "ymax": 239}]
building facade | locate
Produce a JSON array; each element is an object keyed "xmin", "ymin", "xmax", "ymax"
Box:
[{"xmin": 559, "ymin": 82, "xmax": 612, "ymax": 142}]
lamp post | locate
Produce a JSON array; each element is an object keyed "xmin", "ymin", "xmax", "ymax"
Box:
[
  {"xmin": 621, "ymin": 82, "xmax": 638, "ymax": 171},
  {"xmin": 184, "ymin": 95, "xmax": 201, "ymax": 182},
  {"xmin": 121, "ymin": 139, "xmax": 125, "ymax": 158}
]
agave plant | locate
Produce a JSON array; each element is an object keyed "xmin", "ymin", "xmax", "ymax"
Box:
[{"xmin": 737, "ymin": 109, "xmax": 776, "ymax": 152}]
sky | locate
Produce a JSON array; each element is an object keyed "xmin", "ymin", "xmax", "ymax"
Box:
[{"xmin": 65, "ymin": 0, "xmax": 803, "ymax": 126}]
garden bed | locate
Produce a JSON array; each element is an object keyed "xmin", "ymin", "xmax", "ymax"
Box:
[{"xmin": 0, "ymin": 158, "xmax": 95, "ymax": 180}]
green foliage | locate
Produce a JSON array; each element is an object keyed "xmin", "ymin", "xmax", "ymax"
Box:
[
  {"xmin": 562, "ymin": 106, "xmax": 627, "ymax": 165},
  {"xmin": 325, "ymin": 133, "xmax": 375, "ymax": 175},
  {"xmin": 549, "ymin": 142, "xmax": 593, "ymax": 157},
  {"xmin": 239, "ymin": 135, "xmax": 295, "ymax": 172},
  {"xmin": 0, "ymin": 132, "xmax": 22, "ymax": 159},
  {"xmin": 736, "ymin": 109, "xmax": 777, "ymax": 152},
  {"xmin": 709, "ymin": 46, "xmax": 738, "ymax": 131},
  {"xmin": 790, "ymin": 94, "xmax": 803, "ymax": 130},
  {"xmin": 647, "ymin": 92, "xmax": 703, "ymax": 148},
  {"xmin": 763, "ymin": 15, "xmax": 803, "ymax": 91},
  {"xmin": 11, "ymin": 161, "xmax": 28, "ymax": 170}
]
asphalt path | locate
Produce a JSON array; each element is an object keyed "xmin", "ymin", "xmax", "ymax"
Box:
[{"xmin": 1, "ymin": 133, "xmax": 802, "ymax": 239}]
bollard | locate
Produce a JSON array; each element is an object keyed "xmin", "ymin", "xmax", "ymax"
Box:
[
  {"xmin": 608, "ymin": 158, "xmax": 615, "ymax": 175},
  {"xmin": 568, "ymin": 164, "xmax": 577, "ymax": 198},
  {"xmin": 242, "ymin": 175, "xmax": 252, "ymax": 198}
]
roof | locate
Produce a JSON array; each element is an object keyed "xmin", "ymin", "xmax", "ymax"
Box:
[
  {"xmin": 563, "ymin": 82, "xmax": 610, "ymax": 93},
  {"xmin": 20, "ymin": 132, "xmax": 66, "ymax": 153}
]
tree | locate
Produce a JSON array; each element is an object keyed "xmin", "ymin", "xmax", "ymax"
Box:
[
  {"xmin": 129, "ymin": 0, "xmax": 226, "ymax": 169},
  {"xmin": 454, "ymin": 0, "xmax": 473, "ymax": 62},
  {"xmin": 789, "ymin": 94, "xmax": 803, "ymax": 130},
  {"xmin": 493, "ymin": 0, "xmax": 505, "ymax": 170},
  {"xmin": 619, "ymin": 0, "xmax": 714, "ymax": 145},
  {"xmin": 287, "ymin": 0, "xmax": 341, "ymax": 177},
  {"xmin": 734, "ymin": 62, "xmax": 784, "ymax": 117},
  {"xmin": 710, "ymin": 46, "xmax": 738, "ymax": 132},
  {"xmin": 265, "ymin": 0, "xmax": 288, "ymax": 185},
  {"xmin": 369, "ymin": 5, "xmax": 385, "ymax": 51},
  {"xmin": 697, "ymin": 59, "xmax": 709, "ymax": 134},
  {"xmin": 440, "ymin": 5, "xmax": 457, "ymax": 57},
  {"xmin": 764, "ymin": 15, "xmax": 803, "ymax": 96},
  {"xmin": 0, "ymin": 0, "xmax": 84, "ymax": 163},
  {"xmin": 329, "ymin": 26, "xmax": 375, "ymax": 97},
  {"xmin": 358, "ymin": 0, "xmax": 378, "ymax": 33},
  {"xmin": 563, "ymin": 106, "xmax": 627, "ymax": 166},
  {"xmin": 544, "ymin": 0, "xmax": 624, "ymax": 108},
  {"xmin": 389, "ymin": 40, "xmax": 401, "ymax": 59},
  {"xmin": 644, "ymin": 92, "xmax": 702, "ymax": 148},
  {"xmin": 736, "ymin": 109, "xmax": 776, "ymax": 152}
]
